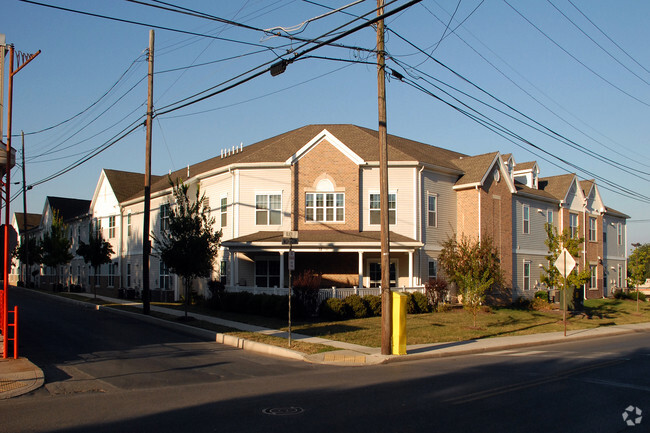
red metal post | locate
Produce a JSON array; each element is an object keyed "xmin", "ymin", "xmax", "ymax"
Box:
[{"xmin": 2, "ymin": 45, "xmax": 13, "ymax": 359}]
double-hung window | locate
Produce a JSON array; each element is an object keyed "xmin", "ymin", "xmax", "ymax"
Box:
[
  {"xmin": 523, "ymin": 261, "xmax": 531, "ymax": 290},
  {"xmin": 617, "ymin": 264, "xmax": 623, "ymax": 288},
  {"xmin": 305, "ymin": 192, "xmax": 344, "ymax": 222},
  {"xmin": 589, "ymin": 265, "xmax": 597, "ymax": 289},
  {"xmin": 220, "ymin": 197, "xmax": 227, "ymax": 227},
  {"xmin": 255, "ymin": 259, "xmax": 280, "ymax": 288},
  {"xmin": 160, "ymin": 261, "xmax": 172, "ymax": 289},
  {"xmin": 369, "ymin": 192, "xmax": 396, "ymax": 225},
  {"xmin": 588, "ymin": 217, "xmax": 597, "ymax": 242},
  {"xmin": 256, "ymin": 194, "xmax": 282, "ymax": 225},
  {"xmin": 127, "ymin": 212, "xmax": 132, "ymax": 237},
  {"xmin": 427, "ymin": 194, "xmax": 437, "ymax": 227},
  {"xmin": 569, "ymin": 213, "xmax": 579, "ymax": 238},
  {"xmin": 160, "ymin": 204, "xmax": 170, "ymax": 231},
  {"xmin": 546, "ymin": 209, "xmax": 553, "ymax": 226},
  {"xmin": 108, "ymin": 216, "xmax": 116, "ymax": 239},
  {"xmin": 108, "ymin": 263, "xmax": 115, "ymax": 287},
  {"xmin": 428, "ymin": 260, "xmax": 438, "ymax": 280},
  {"xmin": 617, "ymin": 223, "xmax": 623, "ymax": 245},
  {"xmin": 522, "ymin": 204, "xmax": 530, "ymax": 234}
]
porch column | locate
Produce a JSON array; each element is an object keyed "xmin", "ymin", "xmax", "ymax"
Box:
[
  {"xmin": 358, "ymin": 251, "xmax": 364, "ymax": 288},
  {"xmin": 233, "ymin": 252, "xmax": 239, "ymax": 287},
  {"xmin": 409, "ymin": 251, "xmax": 414, "ymax": 287},
  {"xmin": 279, "ymin": 251, "xmax": 285, "ymax": 289}
]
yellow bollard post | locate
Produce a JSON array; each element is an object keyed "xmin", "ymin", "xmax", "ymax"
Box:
[{"xmin": 391, "ymin": 291, "xmax": 407, "ymax": 355}]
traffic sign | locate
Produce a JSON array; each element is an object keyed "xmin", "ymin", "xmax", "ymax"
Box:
[
  {"xmin": 554, "ymin": 248, "xmax": 576, "ymax": 277},
  {"xmin": 288, "ymin": 251, "xmax": 295, "ymax": 271}
]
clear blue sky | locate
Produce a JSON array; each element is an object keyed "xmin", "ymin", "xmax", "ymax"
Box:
[{"xmin": 2, "ymin": 0, "xmax": 649, "ymax": 250}]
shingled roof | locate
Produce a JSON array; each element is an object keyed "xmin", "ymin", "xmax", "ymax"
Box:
[
  {"xmin": 452, "ymin": 152, "xmax": 499, "ymax": 187},
  {"xmin": 104, "ymin": 169, "xmax": 164, "ymax": 203},
  {"xmin": 46, "ymin": 196, "xmax": 91, "ymax": 222},
  {"xmin": 538, "ymin": 174, "xmax": 576, "ymax": 201},
  {"xmin": 13, "ymin": 212, "xmax": 42, "ymax": 232},
  {"xmin": 141, "ymin": 124, "xmax": 468, "ymax": 199}
]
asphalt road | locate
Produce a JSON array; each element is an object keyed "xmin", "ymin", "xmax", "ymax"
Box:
[{"xmin": 1, "ymin": 288, "xmax": 649, "ymax": 433}]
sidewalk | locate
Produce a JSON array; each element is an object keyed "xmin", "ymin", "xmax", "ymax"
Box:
[{"xmin": 2, "ymin": 288, "xmax": 649, "ymax": 398}]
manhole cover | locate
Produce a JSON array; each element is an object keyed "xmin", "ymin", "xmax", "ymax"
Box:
[{"xmin": 262, "ymin": 407, "xmax": 304, "ymax": 416}]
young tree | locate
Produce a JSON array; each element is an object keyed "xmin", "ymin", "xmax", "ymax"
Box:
[
  {"xmin": 153, "ymin": 178, "xmax": 222, "ymax": 318},
  {"xmin": 628, "ymin": 243, "xmax": 649, "ymax": 312},
  {"xmin": 540, "ymin": 223, "xmax": 590, "ymax": 309},
  {"xmin": 41, "ymin": 210, "xmax": 73, "ymax": 289},
  {"xmin": 438, "ymin": 234, "xmax": 504, "ymax": 327},
  {"xmin": 77, "ymin": 229, "xmax": 115, "ymax": 299},
  {"xmin": 13, "ymin": 236, "xmax": 43, "ymax": 286}
]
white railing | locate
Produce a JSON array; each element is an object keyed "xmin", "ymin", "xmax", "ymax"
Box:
[{"xmin": 225, "ymin": 285, "xmax": 426, "ymax": 303}]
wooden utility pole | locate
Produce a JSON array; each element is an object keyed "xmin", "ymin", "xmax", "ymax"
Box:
[
  {"xmin": 377, "ymin": 0, "xmax": 392, "ymax": 355},
  {"xmin": 142, "ymin": 30, "xmax": 154, "ymax": 315},
  {"xmin": 22, "ymin": 131, "xmax": 28, "ymax": 286}
]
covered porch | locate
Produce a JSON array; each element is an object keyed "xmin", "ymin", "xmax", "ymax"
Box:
[{"xmin": 221, "ymin": 230, "xmax": 423, "ymax": 291}]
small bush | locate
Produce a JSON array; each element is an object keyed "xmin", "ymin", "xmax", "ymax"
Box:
[
  {"xmin": 363, "ymin": 295, "xmax": 382, "ymax": 316},
  {"xmin": 207, "ymin": 280, "xmax": 225, "ymax": 309},
  {"xmin": 292, "ymin": 270, "xmax": 322, "ymax": 317},
  {"xmin": 425, "ymin": 278, "xmax": 449, "ymax": 309},
  {"xmin": 534, "ymin": 290, "xmax": 549, "ymax": 302},
  {"xmin": 614, "ymin": 290, "xmax": 647, "ymax": 302},
  {"xmin": 319, "ymin": 297, "xmax": 351, "ymax": 321},
  {"xmin": 345, "ymin": 294, "xmax": 370, "ymax": 318},
  {"xmin": 532, "ymin": 297, "xmax": 552, "ymax": 311},
  {"xmin": 407, "ymin": 292, "xmax": 430, "ymax": 314}
]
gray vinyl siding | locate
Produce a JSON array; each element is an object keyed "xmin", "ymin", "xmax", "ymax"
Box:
[
  {"xmin": 512, "ymin": 253, "xmax": 548, "ymax": 299},
  {"xmin": 512, "ymin": 197, "xmax": 551, "ymax": 252},
  {"xmin": 603, "ymin": 215, "xmax": 626, "ymax": 259},
  {"xmin": 422, "ymin": 170, "xmax": 457, "ymax": 247}
]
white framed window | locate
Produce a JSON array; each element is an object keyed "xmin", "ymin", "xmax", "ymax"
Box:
[
  {"xmin": 127, "ymin": 212, "xmax": 132, "ymax": 237},
  {"xmin": 220, "ymin": 260, "xmax": 227, "ymax": 284},
  {"xmin": 368, "ymin": 260, "xmax": 397, "ymax": 287},
  {"xmin": 546, "ymin": 209, "xmax": 553, "ymax": 226},
  {"xmin": 588, "ymin": 217, "xmax": 597, "ymax": 242},
  {"xmin": 255, "ymin": 258, "xmax": 280, "ymax": 288},
  {"xmin": 160, "ymin": 204, "xmax": 170, "ymax": 231},
  {"xmin": 617, "ymin": 264, "xmax": 623, "ymax": 287},
  {"xmin": 369, "ymin": 192, "xmax": 396, "ymax": 225},
  {"xmin": 255, "ymin": 194, "xmax": 282, "ymax": 225},
  {"xmin": 305, "ymin": 192, "xmax": 344, "ymax": 222},
  {"xmin": 617, "ymin": 223, "xmax": 623, "ymax": 245},
  {"xmin": 160, "ymin": 260, "xmax": 172, "ymax": 290},
  {"xmin": 427, "ymin": 194, "xmax": 437, "ymax": 227},
  {"xmin": 108, "ymin": 263, "xmax": 115, "ymax": 287},
  {"xmin": 523, "ymin": 261, "xmax": 531, "ymax": 290},
  {"xmin": 523, "ymin": 204, "xmax": 530, "ymax": 234},
  {"xmin": 220, "ymin": 196, "xmax": 227, "ymax": 227},
  {"xmin": 428, "ymin": 260, "xmax": 438, "ymax": 280},
  {"xmin": 108, "ymin": 215, "xmax": 116, "ymax": 239},
  {"xmin": 589, "ymin": 265, "xmax": 597, "ymax": 289},
  {"xmin": 127, "ymin": 263, "xmax": 131, "ymax": 287},
  {"xmin": 569, "ymin": 213, "xmax": 579, "ymax": 238}
]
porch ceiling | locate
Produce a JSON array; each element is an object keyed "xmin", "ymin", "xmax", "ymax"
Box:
[{"xmin": 222, "ymin": 230, "xmax": 422, "ymax": 252}]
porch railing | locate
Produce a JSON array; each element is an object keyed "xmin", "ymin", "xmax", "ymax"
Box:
[{"xmin": 225, "ymin": 285, "xmax": 426, "ymax": 304}]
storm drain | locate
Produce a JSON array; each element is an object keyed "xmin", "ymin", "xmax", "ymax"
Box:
[{"xmin": 262, "ymin": 407, "xmax": 304, "ymax": 416}]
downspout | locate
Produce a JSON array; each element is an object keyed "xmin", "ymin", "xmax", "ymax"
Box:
[
  {"xmin": 417, "ymin": 165, "xmax": 424, "ymax": 286},
  {"xmin": 119, "ymin": 206, "xmax": 124, "ymax": 289},
  {"xmin": 583, "ymin": 208, "xmax": 587, "ymax": 300},
  {"xmin": 477, "ymin": 185, "xmax": 481, "ymax": 240}
]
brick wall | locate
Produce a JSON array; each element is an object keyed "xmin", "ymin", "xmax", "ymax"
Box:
[
  {"xmin": 294, "ymin": 139, "xmax": 360, "ymax": 231},
  {"xmin": 480, "ymin": 172, "xmax": 513, "ymax": 288}
]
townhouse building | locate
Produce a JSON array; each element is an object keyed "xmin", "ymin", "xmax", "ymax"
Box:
[{"xmin": 17, "ymin": 124, "xmax": 629, "ymax": 302}]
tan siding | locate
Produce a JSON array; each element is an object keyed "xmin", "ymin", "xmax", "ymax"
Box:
[
  {"xmin": 238, "ymin": 167, "xmax": 291, "ymax": 236},
  {"xmin": 361, "ymin": 166, "xmax": 415, "ymax": 236},
  {"xmin": 422, "ymin": 170, "xmax": 457, "ymax": 247}
]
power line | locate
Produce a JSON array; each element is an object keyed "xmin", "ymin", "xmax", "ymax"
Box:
[
  {"xmin": 19, "ymin": 0, "xmax": 279, "ymax": 50},
  {"xmin": 503, "ymin": 0, "xmax": 650, "ymax": 109}
]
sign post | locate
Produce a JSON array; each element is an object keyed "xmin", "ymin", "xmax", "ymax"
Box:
[
  {"xmin": 554, "ymin": 248, "xmax": 576, "ymax": 337},
  {"xmin": 282, "ymin": 231, "xmax": 298, "ymax": 347}
]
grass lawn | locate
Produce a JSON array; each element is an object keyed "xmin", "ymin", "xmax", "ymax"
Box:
[{"xmin": 51, "ymin": 289, "xmax": 650, "ymax": 351}]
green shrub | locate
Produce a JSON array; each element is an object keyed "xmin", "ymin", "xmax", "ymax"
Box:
[
  {"xmin": 345, "ymin": 294, "xmax": 370, "ymax": 318},
  {"xmin": 613, "ymin": 289, "xmax": 646, "ymax": 302},
  {"xmin": 407, "ymin": 292, "xmax": 430, "ymax": 314},
  {"xmin": 363, "ymin": 294, "xmax": 382, "ymax": 316},
  {"xmin": 534, "ymin": 290, "xmax": 549, "ymax": 302},
  {"xmin": 319, "ymin": 297, "xmax": 351, "ymax": 320}
]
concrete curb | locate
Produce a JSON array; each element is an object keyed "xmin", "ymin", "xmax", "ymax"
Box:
[{"xmin": 0, "ymin": 358, "xmax": 45, "ymax": 399}]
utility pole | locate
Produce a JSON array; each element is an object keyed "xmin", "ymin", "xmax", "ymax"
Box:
[
  {"xmin": 142, "ymin": 29, "xmax": 154, "ymax": 315},
  {"xmin": 2, "ymin": 43, "xmax": 40, "ymax": 358},
  {"xmin": 21, "ymin": 131, "xmax": 28, "ymax": 286},
  {"xmin": 377, "ymin": 0, "xmax": 392, "ymax": 355}
]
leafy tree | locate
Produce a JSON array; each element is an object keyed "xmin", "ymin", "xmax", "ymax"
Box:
[
  {"xmin": 439, "ymin": 234, "xmax": 503, "ymax": 327},
  {"xmin": 153, "ymin": 178, "xmax": 222, "ymax": 318},
  {"xmin": 41, "ymin": 210, "xmax": 73, "ymax": 288},
  {"xmin": 540, "ymin": 223, "xmax": 590, "ymax": 309},
  {"xmin": 13, "ymin": 236, "xmax": 43, "ymax": 285},
  {"xmin": 77, "ymin": 229, "xmax": 114, "ymax": 299},
  {"xmin": 628, "ymin": 243, "xmax": 650, "ymax": 312}
]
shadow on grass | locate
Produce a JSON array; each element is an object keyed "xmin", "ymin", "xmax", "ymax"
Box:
[
  {"xmin": 295, "ymin": 323, "xmax": 364, "ymax": 336},
  {"xmin": 478, "ymin": 320, "xmax": 559, "ymax": 339}
]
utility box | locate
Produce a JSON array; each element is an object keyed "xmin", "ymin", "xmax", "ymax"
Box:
[{"xmin": 392, "ymin": 291, "xmax": 407, "ymax": 355}]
